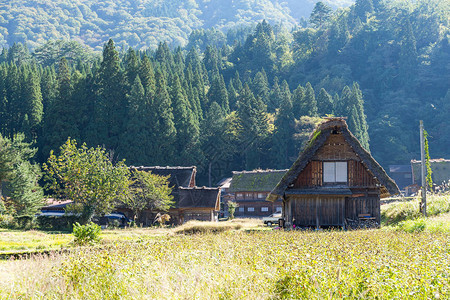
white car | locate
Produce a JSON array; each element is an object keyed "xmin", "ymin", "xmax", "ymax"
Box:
[{"xmin": 262, "ymin": 212, "xmax": 282, "ymax": 226}]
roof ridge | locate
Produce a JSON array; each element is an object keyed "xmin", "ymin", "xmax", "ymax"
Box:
[{"xmin": 232, "ymin": 169, "xmax": 289, "ymax": 174}]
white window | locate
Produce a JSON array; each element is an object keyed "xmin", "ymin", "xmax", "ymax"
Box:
[
  {"xmin": 238, "ymin": 207, "xmax": 244, "ymax": 212},
  {"xmin": 246, "ymin": 193, "xmax": 253, "ymax": 198},
  {"xmin": 236, "ymin": 193, "xmax": 243, "ymax": 199},
  {"xmin": 275, "ymin": 206, "xmax": 282, "ymax": 212},
  {"xmin": 258, "ymin": 193, "xmax": 265, "ymax": 199},
  {"xmin": 248, "ymin": 207, "xmax": 255, "ymax": 212},
  {"xmin": 324, "ymin": 162, "xmax": 347, "ymax": 183},
  {"xmin": 261, "ymin": 207, "xmax": 269, "ymax": 212}
]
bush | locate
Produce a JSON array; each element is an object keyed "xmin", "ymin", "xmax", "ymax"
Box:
[
  {"xmin": 36, "ymin": 215, "xmax": 83, "ymax": 231},
  {"xmin": 72, "ymin": 222, "xmax": 101, "ymax": 245},
  {"xmin": 0, "ymin": 214, "xmax": 15, "ymax": 228},
  {"xmin": 15, "ymin": 215, "xmax": 34, "ymax": 229},
  {"xmin": 381, "ymin": 194, "xmax": 450, "ymax": 225}
]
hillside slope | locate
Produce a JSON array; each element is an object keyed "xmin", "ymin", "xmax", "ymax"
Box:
[{"xmin": 0, "ymin": 0, "xmax": 352, "ymax": 51}]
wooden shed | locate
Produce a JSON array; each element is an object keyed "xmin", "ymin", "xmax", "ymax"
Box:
[{"xmin": 267, "ymin": 118, "xmax": 400, "ymax": 228}]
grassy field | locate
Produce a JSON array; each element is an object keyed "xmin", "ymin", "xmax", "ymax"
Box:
[
  {"xmin": 0, "ymin": 196, "xmax": 449, "ymax": 299},
  {"xmin": 1, "ymin": 229, "xmax": 448, "ymax": 299}
]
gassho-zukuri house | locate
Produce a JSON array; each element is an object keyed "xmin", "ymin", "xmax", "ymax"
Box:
[{"xmin": 267, "ymin": 118, "xmax": 400, "ymax": 229}]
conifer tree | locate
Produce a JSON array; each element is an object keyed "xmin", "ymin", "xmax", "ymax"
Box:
[
  {"xmin": 237, "ymin": 84, "xmax": 268, "ymax": 170},
  {"xmin": 23, "ymin": 69, "xmax": 43, "ymax": 140},
  {"xmin": 317, "ymin": 88, "xmax": 333, "ymax": 115},
  {"xmin": 301, "ymin": 82, "xmax": 318, "ymax": 116},
  {"xmin": 310, "ymin": 2, "xmax": 332, "ymax": 27},
  {"xmin": 152, "ymin": 69, "xmax": 176, "ymax": 164},
  {"xmin": 272, "ymin": 80, "xmax": 295, "ymax": 167},
  {"xmin": 42, "ymin": 58, "xmax": 78, "ymax": 156},
  {"xmin": 268, "ymin": 77, "xmax": 282, "ymax": 112},
  {"xmin": 139, "ymin": 55, "xmax": 156, "ymax": 97},
  {"xmin": 292, "ymin": 84, "xmax": 305, "ymax": 119},
  {"xmin": 124, "ymin": 48, "xmax": 140, "ymax": 87},
  {"xmin": 119, "ymin": 76, "xmax": 149, "ymax": 165},
  {"xmin": 170, "ymin": 73, "xmax": 200, "ymax": 164},
  {"xmin": 95, "ymin": 39, "xmax": 126, "ymax": 151},
  {"xmin": 207, "ymin": 72, "xmax": 229, "ymax": 114},
  {"xmin": 252, "ymin": 69, "xmax": 270, "ymax": 105}
]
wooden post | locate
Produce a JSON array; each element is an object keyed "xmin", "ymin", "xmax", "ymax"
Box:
[
  {"xmin": 315, "ymin": 196, "xmax": 320, "ymax": 229},
  {"xmin": 420, "ymin": 120, "xmax": 427, "ymax": 217}
]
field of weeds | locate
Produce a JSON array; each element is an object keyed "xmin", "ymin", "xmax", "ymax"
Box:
[{"xmin": 1, "ymin": 230, "xmax": 449, "ymax": 299}]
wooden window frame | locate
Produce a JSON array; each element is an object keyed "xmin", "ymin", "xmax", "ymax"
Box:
[{"xmin": 323, "ymin": 161, "xmax": 348, "ymax": 184}]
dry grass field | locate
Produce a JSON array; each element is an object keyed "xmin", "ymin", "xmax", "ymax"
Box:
[{"xmin": 1, "ymin": 229, "xmax": 449, "ymax": 299}]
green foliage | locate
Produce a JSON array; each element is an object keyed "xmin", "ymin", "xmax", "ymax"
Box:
[
  {"xmin": 43, "ymin": 138, "xmax": 131, "ymax": 224},
  {"xmin": 310, "ymin": 2, "xmax": 332, "ymax": 27},
  {"xmin": 0, "ymin": 133, "xmax": 44, "ymax": 217},
  {"xmin": 227, "ymin": 201, "xmax": 239, "ymax": 220},
  {"xmin": 381, "ymin": 194, "xmax": 450, "ymax": 225},
  {"xmin": 2, "ymin": 230, "xmax": 450, "ymax": 298},
  {"xmin": 72, "ymin": 222, "xmax": 101, "ymax": 245},
  {"xmin": 424, "ymin": 129, "xmax": 433, "ymax": 189},
  {"xmin": 126, "ymin": 170, "xmax": 174, "ymax": 224}
]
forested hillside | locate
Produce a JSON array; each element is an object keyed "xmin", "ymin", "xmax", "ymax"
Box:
[
  {"xmin": 0, "ymin": 0, "xmax": 352, "ymax": 51},
  {"xmin": 0, "ymin": 0, "xmax": 448, "ymax": 185}
]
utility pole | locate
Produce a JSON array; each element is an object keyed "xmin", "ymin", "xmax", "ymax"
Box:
[{"xmin": 420, "ymin": 120, "xmax": 427, "ymax": 217}]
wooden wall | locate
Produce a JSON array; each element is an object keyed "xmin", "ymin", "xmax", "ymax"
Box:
[
  {"xmin": 345, "ymin": 195, "xmax": 380, "ymax": 223},
  {"xmin": 313, "ymin": 134, "xmax": 359, "ymax": 161},
  {"xmin": 293, "ymin": 160, "xmax": 379, "ymax": 188},
  {"xmin": 291, "ymin": 196, "xmax": 345, "ymax": 226}
]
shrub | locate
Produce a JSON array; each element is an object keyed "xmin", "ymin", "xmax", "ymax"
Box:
[
  {"xmin": 36, "ymin": 215, "xmax": 84, "ymax": 231},
  {"xmin": 0, "ymin": 214, "xmax": 15, "ymax": 228},
  {"xmin": 72, "ymin": 222, "xmax": 101, "ymax": 245}
]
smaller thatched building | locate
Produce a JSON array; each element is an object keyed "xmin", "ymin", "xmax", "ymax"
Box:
[
  {"xmin": 267, "ymin": 118, "xmax": 400, "ymax": 228},
  {"xmin": 123, "ymin": 166, "xmax": 220, "ymax": 224},
  {"xmin": 229, "ymin": 169, "xmax": 287, "ymax": 217}
]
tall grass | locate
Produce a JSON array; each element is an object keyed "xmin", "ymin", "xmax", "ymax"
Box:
[
  {"xmin": 1, "ymin": 230, "xmax": 449, "ymax": 299},
  {"xmin": 381, "ymin": 193, "xmax": 450, "ymax": 225}
]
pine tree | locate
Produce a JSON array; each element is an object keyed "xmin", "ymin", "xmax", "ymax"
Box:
[
  {"xmin": 310, "ymin": 2, "xmax": 332, "ymax": 27},
  {"xmin": 272, "ymin": 80, "xmax": 295, "ymax": 167},
  {"xmin": 292, "ymin": 84, "xmax": 305, "ymax": 119},
  {"xmin": 237, "ymin": 84, "xmax": 268, "ymax": 170},
  {"xmin": 151, "ymin": 69, "xmax": 176, "ymax": 164},
  {"xmin": 268, "ymin": 77, "xmax": 282, "ymax": 112},
  {"xmin": 42, "ymin": 58, "xmax": 78, "ymax": 156},
  {"xmin": 301, "ymin": 82, "xmax": 318, "ymax": 116},
  {"xmin": 317, "ymin": 88, "xmax": 333, "ymax": 116},
  {"xmin": 207, "ymin": 72, "xmax": 229, "ymax": 114},
  {"xmin": 170, "ymin": 73, "xmax": 200, "ymax": 164},
  {"xmin": 124, "ymin": 47, "xmax": 140, "ymax": 87},
  {"xmin": 349, "ymin": 83, "xmax": 370, "ymax": 150},
  {"xmin": 22, "ymin": 69, "xmax": 43, "ymax": 140},
  {"xmin": 95, "ymin": 39, "xmax": 126, "ymax": 151},
  {"xmin": 252, "ymin": 70, "xmax": 270, "ymax": 105},
  {"xmin": 139, "ymin": 55, "xmax": 156, "ymax": 97},
  {"xmin": 119, "ymin": 76, "xmax": 149, "ymax": 165}
]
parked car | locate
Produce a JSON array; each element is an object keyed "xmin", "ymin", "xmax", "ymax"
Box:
[{"xmin": 262, "ymin": 212, "xmax": 282, "ymax": 226}]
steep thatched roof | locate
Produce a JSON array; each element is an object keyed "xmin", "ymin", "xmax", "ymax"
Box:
[
  {"xmin": 130, "ymin": 166, "xmax": 196, "ymax": 188},
  {"xmin": 178, "ymin": 187, "xmax": 220, "ymax": 210},
  {"xmin": 230, "ymin": 169, "xmax": 288, "ymax": 192},
  {"xmin": 267, "ymin": 118, "xmax": 400, "ymax": 201}
]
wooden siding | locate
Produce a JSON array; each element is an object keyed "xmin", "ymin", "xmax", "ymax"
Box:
[
  {"xmin": 293, "ymin": 160, "xmax": 379, "ymax": 188},
  {"xmin": 345, "ymin": 196, "xmax": 380, "ymax": 223},
  {"xmin": 348, "ymin": 160, "xmax": 379, "ymax": 187},
  {"xmin": 313, "ymin": 133, "xmax": 359, "ymax": 161},
  {"xmin": 291, "ymin": 196, "xmax": 345, "ymax": 226},
  {"xmin": 293, "ymin": 161, "xmax": 323, "ymax": 188}
]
